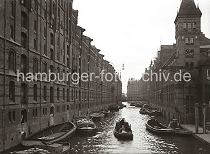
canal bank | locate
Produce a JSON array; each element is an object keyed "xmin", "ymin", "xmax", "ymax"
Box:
[
  {"xmin": 69, "ymin": 102, "xmax": 210, "ymax": 154},
  {"xmin": 182, "ymin": 124, "xmax": 210, "ymax": 149}
]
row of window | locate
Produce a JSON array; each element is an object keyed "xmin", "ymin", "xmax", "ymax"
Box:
[
  {"xmin": 8, "ymin": 104, "xmax": 69, "ymax": 124},
  {"xmin": 9, "ymin": 81, "xmax": 98, "ymax": 103},
  {"xmin": 8, "ymin": 50, "xmax": 64, "ymax": 75},
  {"xmin": 185, "ymin": 37, "xmax": 194, "ymax": 45},
  {"xmin": 32, "ymin": 107, "xmax": 48, "ymax": 117},
  {"xmin": 183, "ymin": 22, "xmax": 197, "ymax": 29},
  {"xmin": 10, "ymin": 0, "xmax": 72, "ymax": 56},
  {"xmin": 9, "ymin": 5, "xmax": 49, "ymax": 50},
  {"xmin": 176, "ymin": 22, "xmax": 197, "ymax": 33}
]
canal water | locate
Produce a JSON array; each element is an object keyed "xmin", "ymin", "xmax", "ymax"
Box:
[{"xmin": 70, "ymin": 102, "xmax": 210, "ymax": 154}]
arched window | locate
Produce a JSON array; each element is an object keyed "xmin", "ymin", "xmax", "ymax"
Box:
[
  {"xmin": 33, "ymin": 58, "xmax": 38, "ymax": 74},
  {"xmin": 21, "ymin": 109, "xmax": 27, "ymax": 123},
  {"xmin": 67, "ymin": 89, "xmax": 70, "ymax": 102},
  {"xmin": 50, "ymin": 48, "xmax": 54, "ymax": 60},
  {"xmin": 33, "ymin": 84, "xmax": 37, "ymax": 101},
  {"xmin": 20, "ymin": 54, "xmax": 27, "ymax": 74},
  {"xmin": 63, "ymin": 88, "xmax": 65, "ymax": 101},
  {"xmin": 71, "ymin": 89, "xmax": 74, "ymax": 100},
  {"xmin": 50, "ymin": 33, "xmax": 54, "ymax": 45},
  {"xmin": 9, "ymin": 111, "xmax": 12, "ymax": 122},
  {"xmin": 10, "ymin": 24, "xmax": 15, "ymax": 40},
  {"xmin": 9, "ymin": 81, "xmax": 15, "ymax": 102},
  {"xmin": 21, "ymin": 11, "xmax": 27, "ymax": 28},
  {"xmin": 8, "ymin": 50, "xmax": 16, "ymax": 72},
  {"xmin": 43, "ymin": 86, "xmax": 47, "ymax": 101},
  {"xmin": 52, "ymin": 2, "xmax": 56, "ymax": 16},
  {"xmin": 13, "ymin": 110, "xmax": 16, "ymax": 121},
  {"xmin": 11, "ymin": 0, "xmax": 15, "ymax": 17},
  {"xmin": 43, "ymin": 62, "xmax": 47, "ymax": 73},
  {"xmin": 57, "ymin": 88, "xmax": 59, "ymax": 100},
  {"xmin": 44, "ymin": 42, "xmax": 47, "ymax": 55},
  {"xmin": 50, "ymin": 87, "xmax": 54, "ymax": 103},
  {"xmin": 21, "ymin": 83, "xmax": 28, "ymax": 104},
  {"xmin": 50, "ymin": 65, "xmax": 54, "ymax": 81},
  {"xmin": 21, "ymin": 32, "xmax": 27, "ymax": 49},
  {"xmin": 67, "ymin": 58, "xmax": 70, "ymax": 68}
]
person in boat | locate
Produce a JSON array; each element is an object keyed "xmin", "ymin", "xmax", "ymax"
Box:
[
  {"xmin": 119, "ymin": 125, "xmax": 125, "ymax": 133},
  {"xmin": 168, "ymin": 119, "xmax": 180, "ymax": 129},
  {"xmin": 120, "ymin": 118, "xmax": 125, "ymax": 126},
  {"xmin": 123, "ymin": 122, "xmax": 131, "ymax": 132},
  {"xmin": 116, "ymin": 118, "xmax": 126, "ymax": 132},
  {"xmin": 149, "ymin": 116, "xmax": 159, "ymax": 126}
]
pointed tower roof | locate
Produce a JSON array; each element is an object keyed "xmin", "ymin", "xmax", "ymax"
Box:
[{"xmin": 175, "ymin": 0, "xmax": 202, "ymax": 22}]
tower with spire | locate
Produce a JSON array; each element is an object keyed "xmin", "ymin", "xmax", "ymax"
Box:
[{"xmin": 175, "ymin": 0, "xmax": 202, "ymax": 67}]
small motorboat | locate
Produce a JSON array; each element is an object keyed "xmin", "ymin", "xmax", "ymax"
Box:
[
  {"xmin": 10, "ymin": 142, "xmax": 70, "ymax": 154},
  {"xmin": 148, "ymin": 110, "xmax": 162, "ymax": 117},
  {"xmin": 21, "ymin": 122, "xmax": 77, "ymax": 146},
  {"xmin": 76, "ymin": 117, "xmax": 97, "ymax": 135},
  {"xmin": 114, "ymin": 119, "xmax": 133, "ymax": 140},
  {"xmin": 90, "ymin": 112, "xmax": 105, "ymax": 121},
  {"xmin": 77, "ymin": 123, "xmax": 97, "ymax": 135},
  {"xmin": 146, "ymin": 119, "xmax": 174, "ymax": 135}
]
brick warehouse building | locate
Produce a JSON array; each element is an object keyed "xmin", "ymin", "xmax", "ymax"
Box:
[
  {"xmin": 0, "ymin": 0, "xmax": 122, "ymax": 152},
  {"xmin": 131, "ymin": 0, "xmax": 210, "ymax": 124}
]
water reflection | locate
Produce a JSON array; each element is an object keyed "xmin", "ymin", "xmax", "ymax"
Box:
[{"xmin": 70, "ymin": 102, "xmax": 210, "ymax": 154}]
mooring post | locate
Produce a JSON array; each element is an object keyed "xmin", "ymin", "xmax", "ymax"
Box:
[{"xmin": 195, "ymin": 103, "xmax": 199, "ymax": 134}]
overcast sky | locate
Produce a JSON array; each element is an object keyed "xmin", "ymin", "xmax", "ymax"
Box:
[{"xmin": 73, "ymin": 0, "xmax": 210, "ymax": 93}]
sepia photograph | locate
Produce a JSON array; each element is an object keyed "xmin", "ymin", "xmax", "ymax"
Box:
[{"xmin": 0, "ymin": 0, "xmax": 210, "ymax": 153}]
